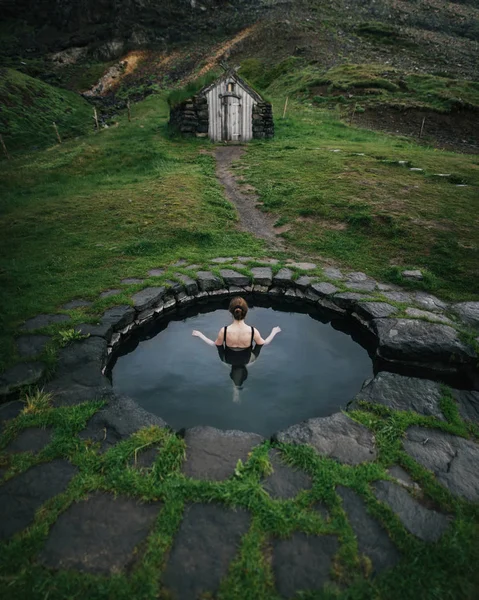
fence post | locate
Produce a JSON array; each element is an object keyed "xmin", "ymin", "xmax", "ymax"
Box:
[
  {"xmin": 0, "ymin": 134, "xmax": 10, "ymax": 159},
  {"xmin": 93, "ymin": 107, "xmax": 100, "ymax": 131},
  {"xmin": 127, "ymin": 99, "xmax": 131, "ymax": 122},
  {"xmin": 349, "ymin": 104, "xmax": 357, "ymax": 126},
  {"xmin": 419, "ymin": 117, "xmax": 426, "ymax": 139},
  {"xmin": 282, "ymin": 96, "xmax": 289, "ymax": 119},
  {"xmin": 52, "ymin": 122, "xmax": 62, "ymax": 144}
]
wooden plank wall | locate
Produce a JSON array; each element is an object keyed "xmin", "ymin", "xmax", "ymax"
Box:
[{"xmin": 205, "ymin": 79, "xmax": 256, "ymax": 142}]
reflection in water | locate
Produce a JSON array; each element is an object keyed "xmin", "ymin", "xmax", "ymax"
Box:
[
  {"xmin": 111, "ymin": 303, "xmax": 374, "ymax": 436},
  {"xmin": 217, "ymin": 344, "xmax": 263, "ymax": 403}
]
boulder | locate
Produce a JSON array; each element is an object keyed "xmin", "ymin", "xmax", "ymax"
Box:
[
  {"xmin": 273, "ymin": 268, "xmax": 294, "ymax": 287},
  {"xmin": 451, "ymin": 302, "xmax": 479, "ymax": 328},
  {"xmin": 175, "ymin": 274, "xmax": 198, "ymax": 296},
  {"xmin": 310, "ymin": 282, "xmax": 338, "ymax": 297},
  {"xmin": 355, "ymin": 302, "xmax": 397, "ymax": 320},
  {"xmin": 219, "ymin": 269, "xmax": 251, "ymax": 287},
  {"xmin": 131, "ymin": 287, "xmax": 165, "ymax": 312},
  {"xmin": 0, "ymin": 362, "xmax": 46, "ymax": 398},
  {"xmin": 196, "ymin": 271, "xmax": 223, "ymax": 292},
  {"xmin": 251, "ymin": 267, "xmax": 273, "ymax": 287}
]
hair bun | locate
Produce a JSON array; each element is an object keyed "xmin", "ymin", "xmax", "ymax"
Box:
[{"xmin": 234, "ymin": 307, "xmax": 243, "ymax": 317}]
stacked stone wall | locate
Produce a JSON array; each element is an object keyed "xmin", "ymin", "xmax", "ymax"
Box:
[
  {"xmin": 252, "ymin": 102, "xmax": 274, "ymax": 139},
  {"xmin": 168, "ymin": 95, "xmax": 209, "ymax": 138}
]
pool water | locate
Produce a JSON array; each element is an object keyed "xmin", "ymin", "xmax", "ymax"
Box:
[{"xmin": 112, "ymin": 306, "xmax": 374, "ymax": 436}]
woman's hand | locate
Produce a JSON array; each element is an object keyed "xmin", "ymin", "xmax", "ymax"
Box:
[
  {"xmin": 192, "ymin": 330, "xmax": 201, "ymax": 337},
  {"xmin": 272, "ymin": 326, "xmax": 281, "ymax": 335}
]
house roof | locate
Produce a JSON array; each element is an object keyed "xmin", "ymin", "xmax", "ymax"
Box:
[{"xmin": 198, "ymin": 69, "xmax": 264, "ymax": 103}]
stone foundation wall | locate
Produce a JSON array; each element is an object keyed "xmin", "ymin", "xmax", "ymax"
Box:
[
  {"xmin": 252, "ymin": 102, "xmax": 274, "ymax": 139},
  {"xmin": 168, "ymin": 95, "xmax": 209, "ymax": 138}
]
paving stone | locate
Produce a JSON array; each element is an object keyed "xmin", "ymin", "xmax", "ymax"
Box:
[
  {"xmin": 77, "ymin": 321, "xmax": 113, "ymax": 340},
  {"xmin": 262, "ymin": 450, "xmax": 312, "ymax": 499},
  {"xmin": 102, "ymin": 305, "xmax": 136, "ymax": 330},
  {"xmin": 22, "ymin": 313, "xmax": 70, "ymax": 332},
  {"xmin": 337, "ymin": 486, "xmax": 400, "ymax": 575},
  {"xmin": 220, "ymin": 269, "xmax": 251, "ymax": 287},
  {"xmin": 356, "ymin": 302, "xmax": 397, "ymax": 320},
  {"xmin": 452, "ymin": 389, "xmax": 479, "ymax": 424},
  {"xmin": 163, "ymin": 503, "xmax": 250, "ymax": 600},
  {"xmin": 294, "ymin": 275, "xmax": 314, "ymax": 290},
  {"xmin": 79, "ymin": 394, "xmax": 167, "ymax": 452},
  {"xmin": 275, "ymin": 413, "xmax": 376, "ymax": 465},
  {"xmin": 344, "ymin": 280, "xmax": 377, "ymax": 292},
  {"xmin": 377, "ymin": 283, "xmax": 400, "ymax": 292},
  {"xmin": 16, "ymin": 334, "xmax": 50, "ymax": 358},
  {"xmin": 346, "ymin": 272, "xmax": 368, "ymax": 282},
  {"xmin": 251, "ymin": 267, "xmax": 273, "ymax": 286},
  {"xmin": 236, "ymin": 256, "xmax": 254, "ymax": 262},
  {"xmin": 273, "ymin": 268, "xmax": 294, "ymax": 287},
  {"xmin": 405, "ymin": 307, "xmax": 452, "ymax": 324},
  {"xmin": 350, "ymin": 372, "xmax": 445, "ymax": 420},
  {"xmin": 148, "ymin": 268, "xmax": 165, "ymax": 276},
  {"xmin": 310, "ymin": 282, "xmax": 338, "ymax": 297},
  {"xmin": 373, "ymin": 319, "xmax": 475, "ymax": 366},
  {"xmin": 382, "ymin": 291, "xmax": 413, "ymax": 303},
  {"xmin": 402, "ymin": 269, "xmax": 423, "ymax": 280},
  {"xmin": 0, "ymin": 460, "xmax": 78, "ymax": 541},
  {"xmin": 387, "ymin": 466, "xmax": 420, "ymax": 490},
  {"xmin": 6, "ymin": 427, "xmax": 53, "ymax": 453},
  {"xmin": 61, "ymin": 299, "xmax": 92, "ymax": 309},
  {"xmin": 403, "ymin": 427, "xmax": 479, "ymax": 502},
  {"xmin": 120, "ymin": 278, "xmax": 144, "ymax": 285},
  {"xmin": 164, "ymin": 280, "xmax": 185, "ymax": 297},
  {"xmin": 272, "ymin": 533, "xmax": 339, "ymax": 598},
  {"xmin": 131, "ymin": 287, "xmax": 166, "ymax": 312},
  {"xmin": 173, "ymin": 259, "xmax": 188, "ymax": 267},
  {"xmin": 451, "ymin": 302, "xmax": 479, "ymax": 328},
  {"xmin": 287, "ymin": 261, "xmax": 317, "ymax": 270},
  {"xmin": 182, "ymin": 426, "xmax": 263, "ymax": 481},
  {"xmin": 211, "ymin": 257, "xmax": 233, "ymax": 263},
  {"xmin": 185, "ymin": 264, "xmax": 201, "ymax": 270},
  {"xmin": 100, "ymin": 289, "xmax": 121, "ymax": 299},
  {"xmin": 39, "ymin": 492, "xmax": 160, "ymax": 574},
  {"xmin": 373, "ymin": 480, "xmax": 449, "ymax": 542},
  {"xmin": 333, "ymin": 292, "xmax": 369, "ymax": 310},
  {"xmin": 258, "ymin": 258, "xmax": 279, "ymax": 265},
  {"xmin": 0, "ymin": 400, "xmax": 23, "ymax": 427},
  {"xmin": 0, "ymin": 362, "xmax": 46, "ymax": 398},
  {"xmin": 196, "ymin": 271, "xmax": 223, "ymax": 292},
  {"xmin": 175, "ymin": 274, "xmax": 198, "ymax": 296},
  {"xmin": 323, "ymin": 267, "xmax": 343, "ymax": 280},
  {"xmin": 413, "ymin": 292, "xmax": 448, "ymax": 312}
]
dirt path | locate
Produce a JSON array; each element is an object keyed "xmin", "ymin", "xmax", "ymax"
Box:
[{"xmin": 215, "ymin": 146, "xmax": 284, "ymax": 249}]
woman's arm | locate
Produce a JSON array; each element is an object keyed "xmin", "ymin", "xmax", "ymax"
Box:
[
  {"xmin": 192, "ymin": 329, "xmax": 224, "ymax": 347},
  {"xmin": 254, "ymin": 326, "xmax": 281, "ymax": 346}
]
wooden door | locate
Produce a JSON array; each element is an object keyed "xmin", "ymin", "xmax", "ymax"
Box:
[{"xmin": 222, "ymin": 95, "xmax": 242, "ymax": 141}]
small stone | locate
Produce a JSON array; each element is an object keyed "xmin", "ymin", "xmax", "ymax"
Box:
[
  {"xmin": 16, "ymin": 335, "xmax": 50, "ymax": 358},
  {"xmin": 211, "ymin": 257, "xmax": 233, "ymax": 263},
  {"xmin": 450, "ymin": 302, "xmax": 479, "ymax": 328},
  {"xmin": 220, "ymin": 269, "xmax": 251, "ymax": 287},
  {"xmin": 273, "ymin": 268, "xmax": 294, "ymax": 287},
  {"xmin": 5, "ymin": 427, "xmax": 53, "ymax": 453},
  {"xmin": 284, "ymin": 288, "xmax": 297, "ymax": 301},
  {"xmin": 382, "ymin": 291, "xmax": 413, "ymax": 303},
  {"xmin": 274, "ymin": 413, "xmax": 376, "ymax": 465},
  {"xmin": 405, "ymin": 307, "xmax": 451, "ymax": 324},
  {"xmin": 163, "ymin": 298, "xmax": 177, "ymax": 311},
  {"xmin": 323, "ymin": 267, "xmax": 343, "ymax": 280},
  {"xmin": 39, "ymin": 492, "xmax": 160, "ymax": 573},
  {"xmin": 410, "ymin": 167, "xmax": 423, "ymax": 172},
  {"xmin": 310, "ymin": 282, "xmax": 338, "ymax": 297},
  {"xmin": 356, "ymin": 302, "xmax": 397, "ymax": 320},
  {"xmin": 61, "ymin": 299, "xmax": 92, "ymax": 309},
  {"xmin": 100, "ymin": 289, "xmax": 121, "ymax": 299},
  {"xmin": 182, "ymin": 426, "xmax": 263, "ymax": 481},
  {"xmin": 0, "ymin": 362, "xmax": 46, "ymax": 398},
  {"xmin": 131, "ymin": 287, "xmax": 165, "ymax": 312},
  {"xmin": 287, "ymin": 262, "xmax": 317, "ymax": 270},
  {"xmin": 175, "ymin": 274, "xmax": 198, "ymax": 296},
  {"xmin": 387, "ymin": 466, "xmax": 420, "ymax": 490},
  {"xmin": 253, "ymin": 284, "xmax": 269, "ymax": 294},
  {"xmin": 262, "ymin": 449, "xmax": 312, "ymax": 499},
  {"xmin": 120, "ymin": 278, "xmax": 144, "ymax": 285},
  {"xmin": 403, "ymin": 427, "xmax": 479, "ymax": 502},
  {"xmin": 268, "ymin": 286, "xmax": 285, "ymax": 297},
  {"xmin": 173, "ymin": 259, "xmax": 188, "ymax": 267},
  {"xmin": 148, "ymin": 268, "xmax": 165, "ymax": 277},
  {"xmin": 196, "ymin": 271, "xmax": 222, "ymax": 292},
  {"xmin": 251, "ymin": 267, "xmax": 273, "ymax": 286},
  {"xmin": 22, "ymin": 314, "xmax": 70, "ymax": 332},
  {"xmin": 337, "ymin": 486, "xmax": 399, "ymax": 575},
  {"xmin": 163, "ymin": 504, "xmax": 250, "ymax": 599},
  {"xmin": 272, "ymin": 533, "xmax": 339, "ymax": 598},
  {"xmin": 402, "ymin": 269, "xmax": 423, "ymax": 280},
  {"xmin": 236, "ymin": 256, "xmax": 254, "ymax": 262},
  {"xmin": 185, "ymin": 264, "xmax": 201, "ymax": 270}
]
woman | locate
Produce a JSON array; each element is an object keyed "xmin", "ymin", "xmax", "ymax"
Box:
[{"xmin": 192, "ymin": 297, "xmax": 281, "ymax": 401}]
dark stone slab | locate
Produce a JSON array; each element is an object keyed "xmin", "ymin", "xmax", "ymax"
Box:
[
  {"xmin": 405, "ymin": 307, "xmax": 451, "ymax": 324},
  {"xmin": 251, "ymin": 267, "xmax": 273, "ymax": 287},
  {"xmin": 356, "ymin": 302, "xmax": 397, "ymax": 320},
  {"xmin": 310, "ymin": 282, "xmax": 338, "ymax": 297},
  {"xmin": 295, "ymin": 275, "xmax": 314, "ymax": 290},
  {"xmin": 102, "ymin": 305, "xmax": 136, "ymax": 331},
  {"xmin": 55, "ymin": 337, "xmax": 107, "ymax": 372},
  {"xmin": 373, "ymin": 480, "xmax": 449, "ymax": 542},
  {"xmin": 451, "ymin": 302, "xmax": 479, "ymax": 328},
  {"xmin": 175, "ymin": 274, "xmax": 198, "ymax": 296},
  {"xmin": 333, "ymin": 292, "xmax": 369, "ymax": 310},
  {"xmin": 39, "ymin": 492, "xmax": 160, "ymax": 574},
  {"xmin": 22, "ymin": 314, "xmax": 70, "ymax": 332},
  {"xmin": 0, "ymin": 362, "xmax": 46, "ymax": 397},
  {"xmin": 452, "ymin": 389, "xmax": 479, "ymax": 424},
  {"xmin": 165, "ymin": 280, "xmax": 185, "ymax": 297},
  {"xmin": 345, "ymin": 281, "xmax": 377, "ymax": 292},
  {"xmin": 196, "ymin": 271, "xmax": 222, "ymax": 292},
  {"xmin": 61, "ymin": 299, "xmax": 92, "ymax": 309},
  {"xmin": 182, "ymin": 426, "xmax": 264, "ymax": 481},
  {"xmin": 0, "ymin": 460, "xmax": 78, "ymax": 541},
  {"xmin": 403, "ymin": 427, "xmax": 479, "ymax": 502},
  {"xmin": 0, "ymin": 400, "xmax": 23, "ymax": 426},
  {"xmin": 131, "ymin": 287, "xmax": 165, "ymax": 312},
  {"xmin": 77, "ymin": 321, "xmax": 114, "ymax": 341},
  {"xmin": 413, "ymin": 292, "xmax": 448, "ymax": 313},
  {"xmin": 373, "ymin": 319, "xmax": 475, "ymax": 365},
  {"xmin": 273, "ymin": 268, "xmax": 294, "ymax": 288},
  {"xmin": 346, "ymin": 272, "xmax": 368, "ymax": 282},
  {"xmin": 79, "ymin": 395, "xmax": 167, "ymax": 452},
  {"xmin": 275, "ymin": 413, "xmax": 376, "ymax": 465},
  {"xmin": 272, "ymin": 533, "xmax": 338, "ymax": 598},
  {"xmin": 350, "ymin": 372, "xmax": 444, "ymax": 420},
  {"xmin": 6, "ymin": 427, "xmax": 53, "ymax": 453},
  {"xmin": 120, "ymin": 278, "xmax": 144, "ymax": 285},
  {"xmin": 382, "ymin": 291, "xmax": 413, "ymax": 304},
  {"xmin": 220, "ymin": 269, "xmax": 251, "ymax": 287},
  {"xmin": 16, "ymin": 335, "xmax": 50, "ymax": 358},
  {"xmin": 162, "ymin": 503, "xmax": 250, "ymax": 600},
  {"xmin": 262, "ymin": 449, "xmax": 312, "ymax": 499},
  {"xmin": 323, "ymin": 267, "xmax": 343, "ymax": 280},
  {"xmin": 100, "ymin": 289, "xmax": 121, "ymax": 299},
  {"xmin": 337, "ymin": 486, "xmax": 400, "ymax": 575}
]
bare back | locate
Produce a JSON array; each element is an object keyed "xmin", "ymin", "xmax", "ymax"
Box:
[{"xmin": 218, "ymin": 321, "xmax": 255, "ymax": 349}]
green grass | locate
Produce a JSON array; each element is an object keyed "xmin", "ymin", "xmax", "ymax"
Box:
[
  {"xmin": 167, "ymin": 71, "xmax": 220, "ymax": 107},
  {"xmin": 0, "ymin": 68, "xmax": 94, "ymax": 152},
  {"xmin": 0, "ymin": 387, "xmax": 478, "ymax": 599}
]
